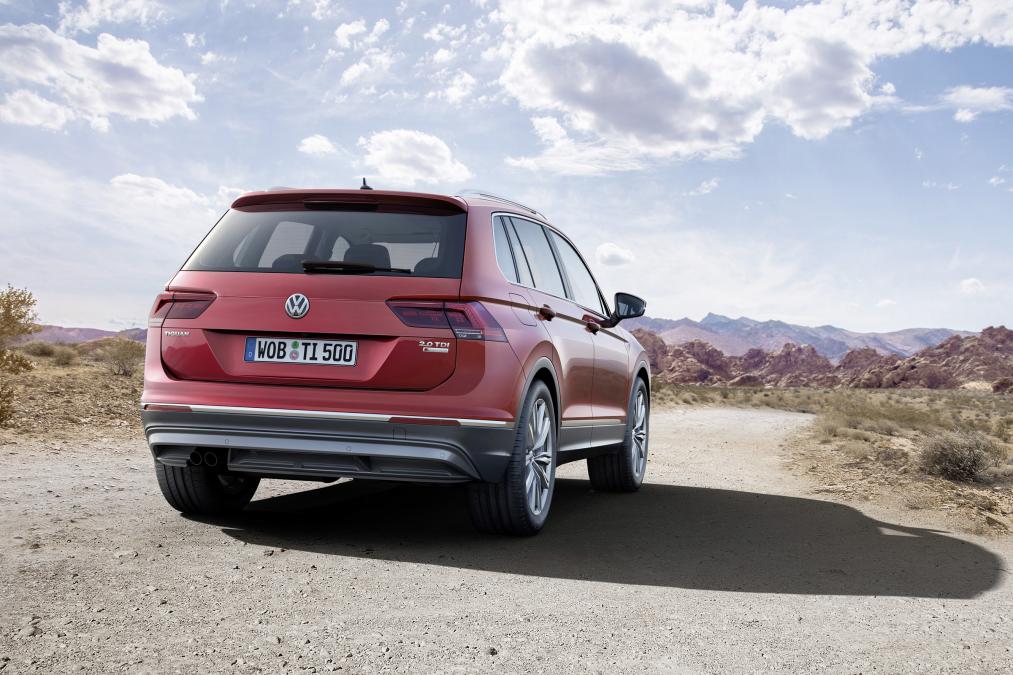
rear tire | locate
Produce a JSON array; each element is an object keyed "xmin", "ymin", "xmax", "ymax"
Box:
[
  {"xmin": 155, "ymin": 462, "xmax": 259, "ymax": 516},
  {"xmin": 467, "ymin": 381, "xmax": 557, "ymax": 536},
  {"xmin": 587, "ymin": 378, "xmax": 649, "ymax": 492}
]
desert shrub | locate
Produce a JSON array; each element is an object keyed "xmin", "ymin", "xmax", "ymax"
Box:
[
  {"xmin": 52, "ymin": 345, "xmax": 78, "ymax": 366},
  {"xmin": 994, "ymin": 378, "xmax": 1013, "ymax": 395},
  {"xmin": 994, "ymin": 417, "xmax": 1012, "ymax": 443},
  {"xmin": 919, "ymin": 431, "xmax": 1004, "ymax": 482},
  {"xmin": 98, "ymin": 338, "xmax": 145, "ymax": 376},
  {"xmin": 0, "ymin": 285, "xmax": 40, "ymax": 426},
  {"xmin": 21, "ymin": 340, "xmax": 55, "ymax": 357},
  {"xmin": 0, "ymin": 382, "xmax": 14, "ymax": 426}
]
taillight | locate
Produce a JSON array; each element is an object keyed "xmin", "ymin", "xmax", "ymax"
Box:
[
  {"xmin": 149, "ymin": 290, "xmax": 215, "ymax": 326},
  {"xmin": 387, "ymin": 300, "xmax": 507, "ymax": 342},
  {"xmin": 386, "ymin": 301, "xmax": 450, "ymax": 329}
]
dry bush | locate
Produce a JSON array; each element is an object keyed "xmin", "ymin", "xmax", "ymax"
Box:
[
  {"xmin": 919, "ymin": 431, "xmax": 1004, "ymax": 482},
  {"xmin": 21, "ymin": 340, "xmax": 55, "ymax": 357},
  {"xmin": 0, "ymin": 382, "xmax": 14, "ymax": 426},
  {"xmin": 52, "ymin": 345, "xmax": 78, "ymax": 366},
  {"xmin": 0, "ymin": 285, "xmax": 40, "ymax": 426},
  {"xmin": 97, "ymin": 338, "xmax": 145, "ymax": 376}
]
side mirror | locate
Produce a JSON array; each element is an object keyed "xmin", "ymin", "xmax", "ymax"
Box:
[{"xmin": 604, "ymin": 292, "xmax": 646, "ymax": 327}]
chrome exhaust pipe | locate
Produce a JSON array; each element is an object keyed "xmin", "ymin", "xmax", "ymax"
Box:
[
  {"xmin": 188, "ymin": 450, "xmax": 203, "ymax": 466},
  {"xmin": 203, "ymin": 452, "xmax": 219, "ymax": 468}
]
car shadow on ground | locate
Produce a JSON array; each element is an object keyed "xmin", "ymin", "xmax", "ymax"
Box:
[{"xmin": 216, "ymin": 478, "xmax": 1006, "ymax": 598}]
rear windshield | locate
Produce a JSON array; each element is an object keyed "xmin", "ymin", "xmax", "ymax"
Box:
[{"xmin": 182, "ymin": 209, "xmax": 467, "ymax": 278}]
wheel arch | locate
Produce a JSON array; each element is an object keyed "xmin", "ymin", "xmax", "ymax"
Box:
[
  {"xmin": 634, "ymin": 359, "xmax": 651, "ymax": 395},
  {"xmin": 518, "ymin": 357, "xmax": 561, "ymax": 430}
]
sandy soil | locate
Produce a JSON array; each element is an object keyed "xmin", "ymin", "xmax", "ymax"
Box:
[{"xmin": 1, "ymin": 407, "xmax": 1011, "ymax": 673}]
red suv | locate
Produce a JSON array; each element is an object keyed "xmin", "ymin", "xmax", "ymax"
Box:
[{"xmin": 142, "ymin": 188, "xmax": 649, "ymax": 535}]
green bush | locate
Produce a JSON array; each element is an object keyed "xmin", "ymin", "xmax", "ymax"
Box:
[{"xmin": 919, "ymin": 431, "xmax": 1004, "ymax": 482}]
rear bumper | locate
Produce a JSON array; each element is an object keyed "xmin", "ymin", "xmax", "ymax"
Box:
[{"xmin": 142, "ymin": 407, "xmax": 515, "ymax": 483}]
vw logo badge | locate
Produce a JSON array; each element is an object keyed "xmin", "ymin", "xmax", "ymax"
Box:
[{"xmin": 285, "ymin": 293, "xmax": 310, "ymax": 319}]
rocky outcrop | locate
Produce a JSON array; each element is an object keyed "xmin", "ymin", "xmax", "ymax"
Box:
[{"xmin": 632, "ymin": 325, "xmax": 1013, "ymax": 390}]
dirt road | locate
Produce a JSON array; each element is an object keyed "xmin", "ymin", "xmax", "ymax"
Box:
[{"xmin": 1, "ymin": 408, "xmax": 1010, "ymax": 673}]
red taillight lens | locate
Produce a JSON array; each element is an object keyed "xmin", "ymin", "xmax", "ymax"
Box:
[
  {"xmin": 149, "ymin": 290, "xmax": 215, "ymax": 326},
  {"xmin": 445, "ymin": 302, "xmax": 507, "ymax": 342},
  {"xmin": 387, "ymin": 300, "xmax": 507, "ymax": 342},
  {"xmin": 387, "ymin": 301, "xmax": 450, "ymax": 329},
  {"xmin": 166, "ymin": 292, "xmax": 215, "ymax": 319}
]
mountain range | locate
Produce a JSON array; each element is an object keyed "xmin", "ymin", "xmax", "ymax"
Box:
[
  {"xmin": 633, "ymin": 325, "xmax": 1013, "ymax": 391},
  {"xmin": 27, "ymin": 325, "xmax": 147, "ymax": 344},
  {"xmin": 625, "ymin": 313, "xmax": 974, "ymax": 362}
]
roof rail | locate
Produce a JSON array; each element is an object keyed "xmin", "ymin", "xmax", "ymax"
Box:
[{"xmin": 457, "ymin": 190, "xmax": 546, "ymax": 219}]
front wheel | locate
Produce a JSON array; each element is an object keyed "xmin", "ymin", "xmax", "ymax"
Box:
[
  {"xmin": 587, "ymin": 378, "xmax": 649, "ymax": 492},
  {"xmin": 467, "ymin": 381, "xmax": 557, "ymax": 536}
]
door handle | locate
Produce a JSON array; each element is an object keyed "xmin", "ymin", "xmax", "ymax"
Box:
[
  {"xmin": 585, "ymin": 320, "xmax": 600, "ymax": 334},
  {"xmin": 538, "ymin": 304, "xmax": 556, "ymax": 320}
]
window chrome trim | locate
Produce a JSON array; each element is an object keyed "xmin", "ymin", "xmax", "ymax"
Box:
[{"xmin": 141, "ymin": 402, "xmax": 513, "ymax": 429}]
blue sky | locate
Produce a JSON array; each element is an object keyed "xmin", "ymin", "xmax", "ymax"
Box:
[{"xmin": 0, "ymin": 0, "xmax": 1011, "ymax": 332}]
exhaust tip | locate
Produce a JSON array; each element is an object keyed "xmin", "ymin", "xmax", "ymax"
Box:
[
  {"xmin": 203, "ymin": 452, "xmax": 219, "ymax": 468},
  {"xmin": 188, "ymin": 450, "xmax": 203, "ymax": 466}
]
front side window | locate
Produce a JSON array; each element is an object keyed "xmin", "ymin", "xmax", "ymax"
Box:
[
  {"xmin": 509, "ymin": 217, "xmax": 566, "ymax": 297},
  {"xmin": 183, "ymin": 209, "xmax": 467, "ymax": 277},
  {"xmin": 548, "ymin": 231, "xmax": 606, "ymax": 316}
]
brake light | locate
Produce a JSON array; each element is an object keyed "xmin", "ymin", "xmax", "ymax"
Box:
[
  {"xmin": 148, "ymin": 290, "xmax": 216, "ymax": 326},
  {"xmin": 387, "ymin": 300, "xmax": 507, "ymax": 342}
]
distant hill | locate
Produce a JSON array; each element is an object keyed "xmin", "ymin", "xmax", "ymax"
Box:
[
  {"xmin": 633, "ymin": 325, "xmax": 1013, "ymax": 391},
  {"xmin": 27, "ymin": 325, "xmax": 147, "ymax": 344},
  {"xmin": 626, "ymin": 313, "xmax": 974, "ymax": 362}
]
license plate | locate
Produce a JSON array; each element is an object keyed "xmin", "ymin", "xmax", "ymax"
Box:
[{"xmin": 244, "ymin": 337, "xmax": 357, "ymax": 366}]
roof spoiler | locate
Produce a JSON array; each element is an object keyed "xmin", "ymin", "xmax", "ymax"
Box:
[{"xmin": 231, "ymin": 189, "xmax": 467, "ymax": 215}]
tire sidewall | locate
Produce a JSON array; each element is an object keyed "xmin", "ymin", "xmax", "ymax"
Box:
[
  {"xmin": 513, "ymin": 381, "xmax": 557, "ymax": 530},
  {"xmin": 625, "ymin": 379, "xmax": 649, "ymax": 487}
]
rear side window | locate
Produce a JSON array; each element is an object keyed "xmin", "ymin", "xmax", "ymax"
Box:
[
  {"xmin": 183, "ymin": 209, "xmax": 467, "ymax": 277},
  {"xmin": 510, "ymin": 217, "xmax": 566, "ymax": 298},
  {"xmin": 548, "ymin": 231, "xmax": 607, "ymax": 316},
  {"xmin": 493, "ymin": 217, "xmax": 518, "ymax": 283}
]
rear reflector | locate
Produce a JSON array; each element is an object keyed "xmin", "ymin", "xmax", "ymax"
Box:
[
  {"xmin": 387, "ymin": 300, "xmax": 507, "ymax": 342},
  {"xmin": 143, "ymin": 404, "xmax": 193, "ymax": 413}
]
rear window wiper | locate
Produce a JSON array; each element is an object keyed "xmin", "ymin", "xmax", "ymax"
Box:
[{"xmin": 300, "ymin": 260, "xmax": 413, "ymax": 275}]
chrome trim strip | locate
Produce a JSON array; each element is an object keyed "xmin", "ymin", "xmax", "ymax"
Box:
[
  {"xmin": 141, "ymin": 402, "xmax": 513, "ymax": 429},
  {"xmin": 560, "ymin": 418, "xmax": 625, "ymax": 428}
]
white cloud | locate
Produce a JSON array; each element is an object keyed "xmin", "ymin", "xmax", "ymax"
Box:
[
  {"xmin": 914, "ymin": 147, "xmax": 923, "ymax": 160},
  {"xmin": 182, "ymin": 32, "xmax": 204, "ymax": 48},
  {"xmin": 596, "ymin": 242, "xmax": 635, "ymax": 267},
  {"xmin": 505, "ymin": 116, "xmax": 644, "ymax": 176},
  {"xmin": 989, "ymin": 175, "xmax": 1006, "ymax": 186},
  {"xmin": 0, "ymin": 152, "xmax": 242, "ymax": 327},
  {"xmin": 0, "ymin": 89, "xmax": 76, "ymax": 130},
  {"xmin": 959, "ymin": 278, "xmax": 986, "ymax": 295},
  {"xmin": 429, "ymin": 69, "xmax": 475, "ymax": 105},
  {"xmin": 943, "ymin": 85, "xmax": 1013, "ymax": 123},
  {"xmin": 432, "ymin": 47, "xmax": 454, "ymax": 64},
  {"xmin": 875, "ymin": 298, "xmax": 897, "ymax": 308},
  {"xmin": 58, "ymin": 0, "xmax": 163, "ymax": 34},
  {"xmin": 358, "ymin": 129, "xmax": 471, "ymax": 187},
  {"xmin": 0, "ymin": 23, "xmax": 201, "ymax": 131},
  {"xmin": 339, "ymin": 48, "xmax": 396, "ymax": 87},
  {"xmin": 297, "ymin": 134, "xmax": 337, "ymax": 156},
  {"xmin": 493, "ymin": 0, "xmax": 1013, "ymax": 174},
  {"xmin": 335, "ymin": 19, "xmax": 367, "ymax": 49},
  {"xmin": 684, "ymin": 178, "xmax": 720, "ymax": 197},
  {"xmin": 368, "ymin": 19, "xmax": 390, "ymax": 43},
  {"xmin": 424, "ymin": 23, "xmax": 466, "ymax": 43}
]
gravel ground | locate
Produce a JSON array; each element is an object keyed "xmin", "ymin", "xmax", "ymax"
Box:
[{"xmin": 1, "ymin": 407, "xmax": 1011, "ymax": 673}]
